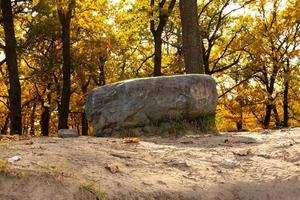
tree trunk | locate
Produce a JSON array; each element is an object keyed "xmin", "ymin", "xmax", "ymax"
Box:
[
  {"xmin": 273, "ymin": 104, "xmax": 281, "ymax": 127},
  {"xmin": 283, "ymin": 81, "xmax": 289, "ymax": 127},
  {"xmin": 1, "ymin": 0, "xmax": 22, "ymax": 135},
  {"xmin": 40, "ymin": 91, "xmax": 51, "ymax": 136},
  {"xmin": 29, "ymin": 102, "xmax": 36, "ymax": 135},
  {"xmin": 263, "ymin": 104, "xmax": 272, "ymax": 129},
  {"xmin": 81, "ymin": 112, "xmax": 88, "ymax": 136},
  {"xmin": 58, "ymin": 5, "xmax": 73, "ymax": 130},
  {"xmin": 41, "ymin": 104, "xmax": 50, "ymax": 136},
  {"xmin": 83, "ymin": 55, "xmax": 106, "ymax": 135},
  {"xmin": 282, "ymin": 60, "xmax": 290, "ymax": 127},
  {"xmin": 263, "ymin": 72, "xmax": 277, "ymax": 129},
  {"xmin": 99, "ymin": 56, "xmax": 106, "ymax": 86},
  {"xmin": 203, "ymin": 44, "xmax": 210, "ymax": 74},
  {"xmin": 81, "ymin": 84, "xmax": 89, "ymax": 136},
  {"xmin": 237, "ymin": 99, "xmax": 243, "ymax": 130},
  {"xmin": 150, "ymin": 0, "xmax": 176, "ymax": 76},
  {"xmin": 236, "ymin": 120, "xmax": 243, "ymax": 131},
  {"xmin": 153, "ymin": 34, "xmax": 162, "ymax": 76},
  {"xmin": 179, "ymin": 0, "xmax": 205, "ymax": 74}
]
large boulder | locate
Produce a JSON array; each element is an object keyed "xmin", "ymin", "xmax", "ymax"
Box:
[{"xmin": 86, "ymin": 74, "xmax": 218, "ymax": 136}]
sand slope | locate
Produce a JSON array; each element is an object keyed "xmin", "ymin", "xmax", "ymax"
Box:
[{"xmin": 1, "ymin": 128, "xmax": 300, "ymax": 199}]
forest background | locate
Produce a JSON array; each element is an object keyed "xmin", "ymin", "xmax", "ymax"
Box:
[{"xmin": 0, "ymin": 0, "xmax": 299, "ymax": 136}]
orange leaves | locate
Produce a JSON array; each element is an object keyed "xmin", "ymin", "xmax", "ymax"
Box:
[
  {"xmin": 1, "ymin": 135, "xmax": 20, "ymax": 143},
  {"xmin": 0, "ymin": 135, "xmax": 31, "ymax": 145},
  {"xmin": 123, "ymin": 137, "xmax": 140, "ymax": 144}
]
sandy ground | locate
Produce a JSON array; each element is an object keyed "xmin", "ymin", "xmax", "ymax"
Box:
[{"xmin": 0, "ymin": 128, "xmax": 300, "ymax": 200}]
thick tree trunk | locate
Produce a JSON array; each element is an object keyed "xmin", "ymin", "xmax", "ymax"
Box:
[
  {"xmin": 153, "ymin": 34, "xmax": 162, "ymax": 76},
  {"xmin": 283, "ymin": 81, "xmax": 289, "ymax": 127},
  {"xmin": 179, "ymin": 0, "xmax": 204, "ymax": 74},
  {"xmin": 273, "ymin": 104, "xmax": 281, "ymax": 127},
  {"xmin": 236, "ymin": 120, "xmax": 243, "ymax": 131},
  {"xmin": 263, "ymin": 104, "xmax": 272, "ymax": 129},
  {"xmin": 58, "ymin": 9, "xmax": 72, "ymax": 130},
  {"xmin": 1, "ymin": 0, "xmax": 22, "ymax": 135},
  {"xmin": 263, "ymin": 73, "xmax": 277, "ymax": 129}
]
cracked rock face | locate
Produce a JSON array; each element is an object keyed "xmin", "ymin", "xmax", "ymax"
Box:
[{"xmin": 86, "ymin": 74, "xmax": 218, "ymax": 136}]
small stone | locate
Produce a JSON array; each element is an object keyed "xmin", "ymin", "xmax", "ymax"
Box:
[
  {"xmin": 233, "ymin": 149, "xmax": 252, "ymax": 156},
  {"xmin": 8, "ymin": 156, "xmax": 22, "ymax": 163},
  {"xmin": 58, "ymin": 129, "xmax": 79, "ymax": 138},
  {"xmin": 224, "ymin": 159, "xmax": 238, "ymax": 168}
]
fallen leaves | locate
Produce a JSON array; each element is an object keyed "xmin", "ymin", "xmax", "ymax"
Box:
[
  {"xmin": 1, "ymin": 135, "xmax": 20, "ymax": 144},
  {"xmin": 25, "ymin": 140, "xmax": 34, "ymax": 145},
  {"xmin": 0, "ymin": 135, "xmax": 31, "ymax": 145},
  {"xmin": 123, "ymin": 137, "xmax": 140, "ymax": 143}
]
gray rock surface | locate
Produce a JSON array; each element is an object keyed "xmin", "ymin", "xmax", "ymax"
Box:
[
  {"xmin": 58, "ymin": 129, "xmax": 79, "ymax": 138},
  {"xmin": 86, "ymin": 74, "xmax": 217, "ymax": 136}
]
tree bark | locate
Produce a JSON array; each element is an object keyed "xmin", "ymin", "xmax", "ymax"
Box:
[
  {"xmin": 282, "ymin": 60, "xmax": 290, "ymax": 127},
  {"xmin": 150, "ymin": 0, "xmax": 176, "ymax": 76},
  {"xmin": 81, "ymin": 83, "xmax": 89, "ymax": 136},
  {"xmin": 41, "ymin": 104, "xmax": 50, "ymax": 136},
  {"xmin": 82, "ymin": 55, "xmax": 106, "ymax": 135},
  {"xmin": 40, "ymin": 88, "xmax": 51, "ymax": 136},
  {"xmin": 179, "ymin": 0, "xmax": 205, "ymax": 74},
  {"xmin": 153, "ymin": 34, "xmax": 162, "ymax": 76},
  {"xmin": 81, "ymin": 112, "xmax": 88, "ymax": 136},
  {"xmin": 283, "ymin": 81, "xmax": 289, "ymax": 127},
  {"xmin": 1, "ymin": 0, "xmax": 22, "ymax": 135},
  {"xmin": 58, "ymin": 1, "xmax": 74, "ymax": 130},
  {"xmin": 99, "ymin": 56, "xmax": 106, "ymax": 86},
  {"xmin": 273, "ymin": 104, "xmax": 281, "ymax": 127},
  {"xmin": 237, "ymin": 99, "xmax": 243, "ymax": 130},
  {"xmin": 236, "ymin": 120, "xmax": 243, "ymax": 131},
  {"xmin": 263, "ymin": 69, "xmax": 277, "ymax": 129},
  {"xmin": 29, "ymin": 102, "xmax": 36, "ymax": 135},
  {"xmin": 263, "ymin": 104, "xmax": 272, "ymax": 129}
]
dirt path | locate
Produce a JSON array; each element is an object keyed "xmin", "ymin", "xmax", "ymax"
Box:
[{"xmin": 1, "ymin": 128, "xmax": 300, "ymax": 199}]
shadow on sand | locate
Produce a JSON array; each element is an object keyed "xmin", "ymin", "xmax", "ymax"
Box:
[{"xmin": 141, "ymin": 133, "xmax": 259, "ymax": 149}]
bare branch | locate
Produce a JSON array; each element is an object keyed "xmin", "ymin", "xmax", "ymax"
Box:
[
  {"xmin": 218, "ymin": 73, "xmax": 256, "ymax": 98},
  {"xmin": 136, "ymin": 53, "xmax": 155, "ymax": 76}
]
